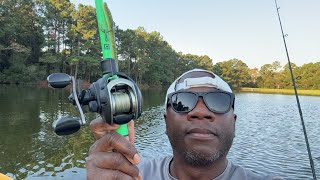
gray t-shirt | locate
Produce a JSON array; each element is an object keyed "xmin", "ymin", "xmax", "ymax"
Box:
[{"xmin": 138, "ymin": 155, "xmax": 283, "ymax": 180}]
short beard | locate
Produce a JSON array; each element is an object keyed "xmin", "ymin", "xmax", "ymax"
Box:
[
  {"xmin": 183, "ymin": 147, "xmax": 226, "ymax": 167},
  {"xmin": 182, "ymin": 132, "xmax": 234, "ymax": 167}
]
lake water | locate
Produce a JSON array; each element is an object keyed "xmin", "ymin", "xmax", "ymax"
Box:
[{"xmin": 0, "ymin": 85, "xmax": 319, "ymax": 180}]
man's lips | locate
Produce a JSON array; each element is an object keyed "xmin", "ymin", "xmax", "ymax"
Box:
[{"xmin": 186, "ymin": 128, "xmax": 218, "ymax": 139}]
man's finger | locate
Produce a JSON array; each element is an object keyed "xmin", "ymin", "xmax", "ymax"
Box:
[
  {"xmin": 89, "ymin": 131, "xmax": 140, "ymax": 165},
  {"xmin": 87, "ymin": 152, "xmax": 140, "ymax": 179},
  {"xmin": 90, "ymin": 117, "xmax": 120, "ymax": 139}
]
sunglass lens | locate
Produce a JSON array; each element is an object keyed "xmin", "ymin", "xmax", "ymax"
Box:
[
  {"xmin": 205, "ymin": 92, "xmax": 231, "ymax": 113},
  {"xmin": 171, "ymin": 92, "xmax": 197, "ymax": 112}
]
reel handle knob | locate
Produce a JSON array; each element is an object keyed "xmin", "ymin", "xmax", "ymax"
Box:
[
  {"xmin": 47, "ymin": 73, "xmax": 72, "ymax": 88},
  {"xmin": 52, "ymin": 116, "xmax": 82, "ymax": 136}
]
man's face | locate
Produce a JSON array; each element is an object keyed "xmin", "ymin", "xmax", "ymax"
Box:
[{"xmin": 165, "ymin": 74, "xmax": 236, "ymax": 167}]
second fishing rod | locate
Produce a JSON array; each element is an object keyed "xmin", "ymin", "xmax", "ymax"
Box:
[{"xmin": 275, "ymin": 0, "xmax": 317, "ymax": 179}]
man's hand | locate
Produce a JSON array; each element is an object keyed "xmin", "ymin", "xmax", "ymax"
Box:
[{"xmin": 86, "ymin": 117, "xmax": 141, "ymax": 180}]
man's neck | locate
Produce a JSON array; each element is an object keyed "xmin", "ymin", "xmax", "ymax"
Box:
[{"xmin": 169, "ymin": 155, "xmax": 228, "ymax": 180}]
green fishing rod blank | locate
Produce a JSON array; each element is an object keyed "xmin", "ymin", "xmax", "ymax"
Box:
[{"xmin": 95, "ymin": 0, "xmax": 128, "ymax": 136}]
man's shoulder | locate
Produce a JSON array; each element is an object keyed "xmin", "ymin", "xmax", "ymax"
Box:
[{"xmin": 228, "ymin": 161, "xmax": 284, "ymax": 180}]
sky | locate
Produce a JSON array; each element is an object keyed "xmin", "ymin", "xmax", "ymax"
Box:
[{"xmin": 71, "ymin": 0, "xmax": 320, "ymax": 69}]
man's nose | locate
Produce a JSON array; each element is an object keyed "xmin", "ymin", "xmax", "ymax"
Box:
[{"xmin": 187, "ymin": 97, "xmax": 215, "ymax": 121}]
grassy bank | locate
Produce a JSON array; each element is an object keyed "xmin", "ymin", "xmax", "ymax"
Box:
[{"xmin": 240, "ymin": 88, "xmax": 320, "ymax": 96}]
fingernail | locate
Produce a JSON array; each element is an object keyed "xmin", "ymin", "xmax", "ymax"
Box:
[
  {"xmin": 133, "ymin": 154, "xmax": 140, "ymax": 164},
  {"xmin": 96, "ymin": 131, "xmax": 106, "ymax": 136}
]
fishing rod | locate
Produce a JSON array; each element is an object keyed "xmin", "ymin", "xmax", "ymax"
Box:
[
  {"xmin": 94, "ymin": 0, "xmax": 137, "ymax": 136},
  {"xmin": 274, "ymin": 1, "xmax": 317, "ymax": 179},
  {"xmin": 46, "ymin": 0, "xmax": 142, "ymax": 136}
]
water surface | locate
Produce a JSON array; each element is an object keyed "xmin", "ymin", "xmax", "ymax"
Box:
[{"xmin": 0, "ymin": 85, "xmax": 319, "ymax": 179}]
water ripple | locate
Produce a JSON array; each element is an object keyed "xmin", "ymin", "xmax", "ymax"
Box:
[
  {"xmin": 135, "ymin": 106, "xmax": 172, "ymax": 158},
  {"xmin": 1, "ymin": 87, "xmax": 320, "ymax": 179}
]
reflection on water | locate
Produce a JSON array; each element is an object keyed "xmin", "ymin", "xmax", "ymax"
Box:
[
  {"xmin": 0, "ymin": 85, "xmax": 94, "ymax": 179},
  {"xmin": 0, "ymin": 86, "xmax": 319, "ymax": 179},
  {"xmin": 230, "ymin": 93, "xmax": 320, "ymax": 179},
  {"xmin": 135, "ymin": 106, "xmax": 172, "ymax": 158}
]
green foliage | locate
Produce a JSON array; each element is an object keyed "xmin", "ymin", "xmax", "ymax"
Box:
[
  {"xmin": 70, "ymin": 4, "xmax": 98, "ymax": 53},
  {"xmin": 0, "ymin": 0, "xmax": 44, "ymax": 73},
  {"xmin": 214, "ymin": 59, "xmax": 250, "ymax": 91},
  {"xmin": 116, "ymin": 27, "xmax": 215, "ymax": 88},
  {"xmin": 253, "ymin": 61, "xmax": 320, "ymax": 90},
  {"xmin": 298, "ymin": 62, "xmax": 320, "ymax": 89},
  {"xmin": 0, "ymin": 63, "xmax": 46, "ymax": 83},
  {"xmin": 0, "ymin": 1, "xmax": 319, "ymax": 90}
]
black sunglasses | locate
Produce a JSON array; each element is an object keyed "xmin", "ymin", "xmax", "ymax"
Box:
[{"xmin": 167, "ymin": 90, "xmax": 235, "ymax": 114}]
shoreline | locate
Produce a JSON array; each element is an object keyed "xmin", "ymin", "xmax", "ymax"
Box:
[
  {"xmin": 240, "ymin": 88, "xmax": 320, "ymax": 96},
  {"xmin": 2, "ymin": 83, "xmax": 320, "ymax": 96}
]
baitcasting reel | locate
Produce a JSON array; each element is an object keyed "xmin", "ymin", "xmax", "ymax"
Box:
[{"xmin": 47, "ymin": 58, "xmax": 142, "ymax": 136}]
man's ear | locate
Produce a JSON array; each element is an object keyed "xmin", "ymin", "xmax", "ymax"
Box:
[
  {"xmin": 233, "ymin": 114, "xmax": 237, "ymax": 138},
  {"xmin": 163, "ymin": 111, "xmax": 167, "ymax": 120},
  {"xmin": 163, "ymin": 113, "xmax": 168, "ymax": 135}
]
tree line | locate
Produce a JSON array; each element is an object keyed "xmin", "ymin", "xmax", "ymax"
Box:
[{"xmin": 1, "ymin": 0, "xmax": 319, "ymax": 90}]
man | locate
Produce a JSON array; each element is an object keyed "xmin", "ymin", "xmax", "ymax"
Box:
[{"xmin": 86, "ymin": 69, "xmax": 282, "ymax": 180}]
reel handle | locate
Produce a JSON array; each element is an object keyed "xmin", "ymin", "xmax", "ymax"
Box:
[
  {"xmin": 47, "ymin": 73, "xmax": 71, "ymax": 88},
  {"xmin": 53, "ymin": 116, "xmax": 82, "ymax": 135},
  {"xmin": 47, "ymin": 73, "xmax": 86, "ymax": 136}
]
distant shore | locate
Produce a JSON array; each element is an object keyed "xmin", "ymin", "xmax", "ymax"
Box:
[
  {"xmin": 2, "ymin": 83, "xmax": 320, "ymax": 96},
  {"xmin": 240, "ymin": 87, "xmax": 320, "ymax": 96}
]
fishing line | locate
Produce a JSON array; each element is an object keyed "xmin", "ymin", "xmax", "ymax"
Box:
[{"xmin": 274, "ymin": 1, "xmax": 317, "ymax": 179}]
